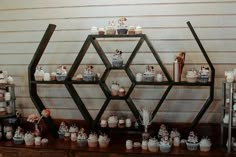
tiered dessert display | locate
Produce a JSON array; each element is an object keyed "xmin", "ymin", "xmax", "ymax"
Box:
[
  {"xmin": 221, "ymin": 76, "xmax": 236, "ymax": 153},
  {"xmin": 28, "ymin": 21, "xmax": 215, "ymax": 154},
  {"xmin": 0, "ymin": 70, "xmax": 16, "ymax": 142}
]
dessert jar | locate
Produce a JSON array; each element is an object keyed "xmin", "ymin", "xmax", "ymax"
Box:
[
  {"xmin": 128, "ymin": 26, "xmax": 136, "ymax": 35},
  {"xmin": 125, "ymin": 118, "xmax": 132, "ymax": 128},
  {"xmin": 126, "ymin": 139, "xmax": 133, "ymax": 150},
  {"xmin": 35, "ymin": 136, "xmax": 41, "ymax": 146}
]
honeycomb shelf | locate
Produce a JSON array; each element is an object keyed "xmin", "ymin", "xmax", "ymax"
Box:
[{"xmin": 28, "ymin": 21, "xmax": 215, "ymax": 134}]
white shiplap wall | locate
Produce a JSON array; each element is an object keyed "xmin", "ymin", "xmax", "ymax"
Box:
[{"xmin": 0, "ymin": 0, "xmax": 235, "ymax": 123}]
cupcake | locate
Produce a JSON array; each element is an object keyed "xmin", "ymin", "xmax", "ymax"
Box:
[
  {"xmin": 13, "ymin": 127, "xmax": 24, "ymax": 145},
  {"xmin": 64, "ymin": 132, "xmax": 70, "ymax": 141},
  {"xmin": 77, "ymin": 128, "xmax": 88, "ymax": 147},
  {"xmin": 141, "ymin": 140, "xmax": 148, "ymax": 150},
  {"xmin": 87, "ymin": 133, "xmax": 98, "ymax": 148},
  {"xmin": 76, "ymin": 74, "xmax": 83, "ymax": 81},
  {"xmin": 198, "ymin": 66, "xmax": 209, "ymax": 83},
  {"xmin": 128, "ymin": 26, "xmax": 136, "ymax": 35},
  {"xmin": 148, "ymin": 137, "xmax": 159, "ymax": 152},
  {"xmin": 106, "ymin": 21, "xmax": 116, "ymax": 35},
  {"xmin": 180, "ymin": 139, "xmax": 187, "ymax": 149},
  {"xmin": 34, "ymin": 66, "xmax": 44, "ymax": 81},
  {"xmin": 56, "ymin": 65, "xmax": 67, "ymax": 81},
  {"xmin": 108, "ymin": 116, "xmax": 118, "ymax": 128},
  {"xmin": 118, "ymin": 119, "xmax": 125, "ymax": 128},
  {"xmin": 158, "ymin": 124, "xmax": 168, "ymax": 139},
  {"xmin": 41, "ymin": 138, "xmax": 49, "ymax": 145},
  {"xmin": 98, "ymin": 27, "xmax": 105, "ymax": 35},
  {"xmin": 199, "ymin": 137, "xmax": 212, "ymax": 152},
  {"xmin": 133, "ymin": 142, "xmax": 141, "ymax": 149},
  {"xmin": 126, "ymin": 139, "xmax": 133, "ymax": 150},
  {"xmin": 71, "ymin": 132, "xmax": 77, "ymax": 142},
  {"xmin": 58, "ymin": 121, "xmax": 68, "ymax": 139},
  {"xmin": 98, "ymin": 133, "xmax": 110, "ymax": 148},
  {"xmin": 91, "ymin": 26, "xmax": 98, "ymax": 35},
  {"xmin": 186, "ymin": 69, "xmax": 198, "ymax": 83},
  {"xmin": 83, "ymin": 65, "xmax": 95, "ymax": 81},
  {"xmin": 111, "ymin": 81, "xmax": 120, "ymax": 96},
  {"xmin": 186, "ymin": 131, "xmax": 199, "ymax": 151},
  {"xmin": 117, "ymin": 17, "xmax": 128, "ymax": 35},
  {"xmin": 135, "ymin": 26, "xmax": 143, "ymax": 34},
  {"xmin": 112, "ymin": 49, "xmax": 123, "ymax": 67},
  {"xmin": 24, "ymin": 132, "xmax": 35, "ymax": 146},
  {"xmin": 35, "ymin": 136, "xmax": 42, "ymax": 146},
  {"xmin": 159, "ymin": 136, "xmax": 172, "ymax": 153},
  {"xmin": 118, "ymin": 87, "xmax": 125, "ymax": 97},
  {"xmin": 50, "ymin": 72, "xmax": 56, "ymax": 81},
  {"xmin": 170, "ymin": 129, "xmax": 181, "ymax": 147},
  {"xmin": 7, "ymin": 76, "xmax": 14, "ymax": 84},
  {"xmin": 143, "ymin": 65, "xmax": 155, "ymax": 82},
  {"xmin": 69, "ymin": 124, "xmax": 79, "ymax": 135}
]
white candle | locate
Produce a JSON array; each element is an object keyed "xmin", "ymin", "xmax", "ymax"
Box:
[
  {"xmin": 143, "ymin": 109, "xmax": 149, "ymax": 127},
  {"xmin": 174, "ymin": 60, "xmax": 179, "ymax": 82}
]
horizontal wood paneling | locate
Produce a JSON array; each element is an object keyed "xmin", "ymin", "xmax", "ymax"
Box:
[
  {"xmin": 1, "ymin": 15, "xmax": 236, "ymax": 32},
  {"xmin": 1, "ymin": 27, "xmax": 236, "ymax": 42},
  {"xmin": 0, "ymin": 0, "xmax": 233, "ymax": 10},
  {"xmin": 0, "ymin": 0, "xmax": 234, "ymax": 124},
  {"xmin": 0, "ymin": 3, "xmax": 236, "ymax": 21}
]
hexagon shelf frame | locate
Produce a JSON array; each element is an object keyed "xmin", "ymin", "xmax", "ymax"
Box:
[{"xmin": 28, "ymin": 21, "xmax": 215, "ymax": 134}]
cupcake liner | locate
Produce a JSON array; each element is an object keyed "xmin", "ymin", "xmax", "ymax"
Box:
[
  {"xmin": 199, "ymin": 146, "xmax": 211, "ymax": 152},
  {"xmin": 13, "ymin": 137, "xmax": 24, "ymax": 145},
  {"xmin": 88, "ymin": 141, "xmax": 98, "ymax": 148},
  {"xmin": 112, "ymin": 60, "xmax": 123, "ymax": 67},
  {"xmin": 143, "ymin": 76, "xmax": 154, "ymax": 82},
  {"xmin": 159, "ymin": 144, "xmax": 171, "ymax": 153},
  {"xmin": 186, "ymin": 142, "xmax": 199, "ymax": 151},
  {"xmin": 77, "ymin": 139, "xmax": 88, "ymax": 147}
]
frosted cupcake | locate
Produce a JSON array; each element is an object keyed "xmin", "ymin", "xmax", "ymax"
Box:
[
  {"xmin": 198, "ymin": 66, "xmax": 209, "ymax": 83},
  {"xmin": 199, "ymin": 137, "xmax": 212, "ymax": 152},
  {"xmin": 186, "ymin": 131, "xmax": 199, "ymax": 151},
  {"xmin": 118, "ymin": 87, "xmax": 125, "ymax": 97},
  {"xmin": 170, "ymin": 128, "xmax": 181, "ymax": 147},
  {"xmin": 13, "ymin": 126, "xmax": 24, "ymax": 145},
  {"xmin": 100, "ymin": 119, "xmax": 107, "ymax": 128},
  {"xmin": 69, "ymin": 124, "xmax": 79, "ymax": 135},
  {"xmin": 117, "ymin": 17, "xmax": 128, "ymax": 35},
  {"xmin": 98, "ymin": 133, "xmax": 110, "ymax": 148},
  {"xmin": 111, "ymin": 81, "xmax": 120, "ymax": 96},
  {"xmin": 34, "ymin": 66, "xmax": 44, "ymax": 81},
  {"xmin": 50, "ymin": 72, "xmax": 57, "ymax": 81},
  {"xmin": 143, "ymin": 65, "xmax": 155, "ymax": 82},
  {"xmin": 77, "ymin": 128, "xmax": 88, "ymax": 147},
  {"xmin": 112, "ymin": 49, "xmax": 123, "ymax": 67},
  {"xmin": 108, "ymin": 115, "xmax": 118, "ymax": 128},
  {"xmin": 158, "ymin": 124, "xmax": 168, "ymax": 139},
  {"xmin": 159, "ymin": 136, "xmax": 172, "ymax": 153},
  {"xmin": 83, "ymin": 65, "xmax": 95, "ymax": 81},
  {"xmin": 135, "ymin": 26, "xmax": 143, "ymax": 34},
  {"xmin": 58, "ymin": 121, "xmax": 68, "ymax": 139},
  {"xmin": 148, "ymin": 137, "xmax": 159, "ymax": 152},
  {"xmin": 24, "ymin": 132, "xmax": 35, "ymax": 146},
  {"xmin": 106, "ymin": 21, "xmax": 116, "ymax": 35},
  {"xmin": 87, "ymin": 133, "xmax": 98, "ymax": 148},
  {"xmin": 56, "ymin": 65, "xmax": 67, "ymax": 81}
]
